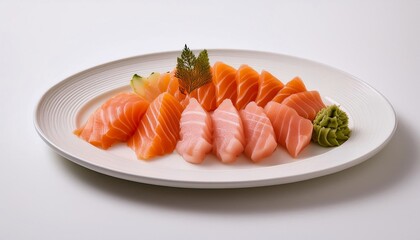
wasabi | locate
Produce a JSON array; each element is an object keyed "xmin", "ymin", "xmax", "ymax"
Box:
[{"xmin": 312, "ymin": 105, "xmax": 351, "ymax": 147}]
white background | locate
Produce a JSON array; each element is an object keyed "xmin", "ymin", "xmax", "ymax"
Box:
[{"xmin": 1, "ymin": 0, "xmax": 419, "ymax": 239}]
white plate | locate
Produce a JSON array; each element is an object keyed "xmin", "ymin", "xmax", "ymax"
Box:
[{"xmin": 34, "ymin": 49, "xmax": 397, "ymax": 188}]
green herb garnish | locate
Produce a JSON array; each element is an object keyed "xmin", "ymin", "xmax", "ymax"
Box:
[{"xmin": 175, "ymin": 45, "xmax": 212, "ymax": 94}]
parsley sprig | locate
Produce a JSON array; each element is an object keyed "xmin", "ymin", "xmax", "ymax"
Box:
[{"xmin": 175, "ymin": 45, "xmax": 212, "ymax": 94}]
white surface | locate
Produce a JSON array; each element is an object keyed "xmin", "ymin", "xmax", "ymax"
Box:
[
  {"xmin": 34, "ymin": 50, "xmax": 396, "ymax": 188},
  {"xmin": 1, "ymin": 0, "xmax": 419, "ymax": 239}
]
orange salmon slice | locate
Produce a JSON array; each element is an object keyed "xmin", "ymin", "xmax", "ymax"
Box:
[
  {"xmin": 128, "ymin": 92, "xmax": 184, "ymax": 160},
  {"xmin": 282, "ymin": 90, "xmax": 326, "ymax": 121},
  {"xmin": 212, "ymin": 61, "xmax": 237, "ymax": 106},
  {"xmin": 255, "ymin": 70, "xmax": 284, "ymax": 107},
  {"xmin": 271, "ymin": 76, "xmax": 307, "ymax": 103},
  {"xmin": 74, "ymin": 92, "xmax": 149, "ymax": 149},
  {"xmin": 235, "ymin": 64, "xmax": 259, "ymax": 110},
  {"xmin": 188, "ymin": 81, "xmax": 217, "ymax": 112}
]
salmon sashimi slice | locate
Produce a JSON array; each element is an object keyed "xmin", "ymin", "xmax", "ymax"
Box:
[
  {"xmin": 240, "ymin": 102, "xmax": 277, "ymax": 162},
  {"xmin": 211, "ymin": 99, "xmax": 245, "ymax": 163},
  {"xmin": 168, "ymin": 69, "xmax": 187, "ymax": 102},
  {"xmin": 128, "ymin": 92, "xmax": 184, "ymax": 160},
  {"xmin": 271, "ymin": 76, "xmax": 307, "ymax": 103},
  {"xmin": 74, "ymin": 92, "xmax": 149, "ymax": 149},
  {"xmin": 176, "ymin": 98, "xmax": 213, "ymax": 164},
  {"xmin": 235, "ymin": 64, "xmax": 260, "ymax": 110},
  {"xmin": 154, "ymin": 72, "xmax": 171, "ymax": 94},
  {"xmin": 175, "ymin": 67, "xmax": 216, "ymax": 111},
  {"xmin": 158, "ymin": 72, "xmax": 182, "ymax": 98},
  {"xmin": 255, "ymin": 70, "xmax": 284, "ymax": 107},
  {"xmin": 264, "ymin": 102, "xmax": 313, "ymax": 158},
  {"xmin": 188, "ymin": 81, "xmax": 217, "ymax": 112},
  {"xmin": 282, "ymin": 90, "xmax": 326, "ymax": 121},
  {"xmin": 212, "ymin": 61, "xmax": 237, "ymax": 106}
]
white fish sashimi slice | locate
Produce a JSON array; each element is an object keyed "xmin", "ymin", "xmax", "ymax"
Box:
[
  {"xmin": 176, "ymin": 98, "xmax": 212, "ymax": 164},
  {"xmin": 240, "ymin": 102, "xmax": 277, "ymax": 162},
  {"xmin": 211, "ymin": 99, "xmax": 245, "ymax": 163}
]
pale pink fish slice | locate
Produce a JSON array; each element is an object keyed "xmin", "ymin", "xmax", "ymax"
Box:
[
  {"xmin": 264, "ymin": 101, "xmax": 313, "ymax": 158},
  {"xmin": 176, "ymin": 98, "xmax": 213, "ymax": 164},
  {"xmin": 240, "ymin": 102, "xmax": 277, "ymax": 162},
  {"xmin": 211, "ymin": 99, "xmax": 245, "ymax": 163}
]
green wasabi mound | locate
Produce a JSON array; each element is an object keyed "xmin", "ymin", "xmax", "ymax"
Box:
[{"xmin": 312, "ymin": 105, "xmax": 351, "ymax": 147}]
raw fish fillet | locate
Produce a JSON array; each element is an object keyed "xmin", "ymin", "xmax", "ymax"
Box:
[
  {"xmin": 211, "ymin": 99, "xmax": 245, "ymax": 163},
  {"xmin": 255, "ymin": 70, "xmax": 284, "ymax": 107},
  {"xmin": 240, "ymin": 102, "xmax": 277, "ymax": 162},
  {"xmin": 128, "ymin": 92, "xmax": 184, "ymax": 159},
  {"xmin": 235, "ymin": 64, "xmax": 259, "ymax": 110},
  {"xmin": 176, "ymin": 98, "xmax": 213, "ymax": 164},
  {"xmin": 264, "ymin": 102, "xmax": 313, "ymax": 158},
  {"xmin": 74, "ymin": 92, "xmax": 149, "ymax": 149},
  {"xmin": 212, "ymin": 61, "xmax": 237, "ymax": 106},
  {"xmin": 168, "ymin": 70, "xmax": 186, "ymax": 102},
  {"xmin": 188, "ymin": 81, "xmax": 217, "ymax": 112},
  {"xmin": 282, "ymin": 90, "xmax": 325, "ymax": 121},
  {"xmin": 271, "ymin": 76, "xmax": 307, "ymax": 103}
]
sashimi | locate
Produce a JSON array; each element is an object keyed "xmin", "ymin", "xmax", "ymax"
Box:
[
  {"xmin": 176, "ymin": 98, "xmax": 213, "ymax": 164},
  {"xmin": 211, "ymin": 99, "xmax": 245, "ymax": 163},
  {"xmin": 168, "ymin": 69, "xmax": 187, "ymax": 102},
  {"xmin": 188, "ymin": 81, "xmax": 217, "ymax": 111},
  {"xmin": 282, "ymin": 90, "xmax": 326, "ymax": 121},
  {"xmin": 212, "ymin": 61, "xmax": 237, "ymax": 106},
  {"xmin": 240, "ymin": 102, "xmax": 277, "ymax": 162},
  {"xmin": 255, "ymin": 70, "xmax": 284, "ymax": 107},
  {"xmin": 264, "ymin": 102, "xmax": 313, "ymax": 158},
  {"xmin": 73, "ymin": 44, "xmax": 347, "ymax": 164},
  {"xmin": 271, "ymin": 76, "xmax": 307, "ymax": 103},
  {"xmin": 235, "ymin": 64, "xmax": 259, "ymax": 110},
  {"xmin": 128, "ymin": 92, "xmax": 184, "ymax": 160},
  {"xmin": 74, "ymin": 92, "xmax": 149, "ymax": 149}
]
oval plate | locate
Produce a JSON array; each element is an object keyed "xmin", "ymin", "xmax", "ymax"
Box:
[{"xmin": 34, "ymin": 50, "xmax": 397, "ymax": 188}]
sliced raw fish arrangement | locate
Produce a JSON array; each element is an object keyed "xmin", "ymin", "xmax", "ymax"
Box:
[
  {"xmin": 282, "ymin": 90, "xmax": 326, "ymax": 121},
  {"xmin": 212, "ymin": 61, "xmax": 238, "ymax": 106},
  {"xmin": 235, "ymin": 64, "xmax": 259, "ymax": 110},
  {"xmin": 75, "ymin": 45, "xmax": 352, "ymax": 164},
  {"xmin": 128, "ymin": 92, "xmax": 184, "ymax": 159},
  {"xmin": 74, "ymin": 92, "xmax": 149, "ymax": 149},
  {"xmin": 272, "ymin": 76, "xmax": 307, "ymax": 103},
  {"xmin": 177, "ymin": 98, "xmax": 213, "ymax": 164},
  {"xmin": 255, "ymin": 70, "xmax": 284, "ymax": 107},
  {"xmin": 264, "ymin": 102, "xmax": 313, "ymax": 158},
  {"xmin": 240, "ymin": 102, "xmax": 277, "ymax": 162},
  {"xmin": 211, "ymin": 99, "xmax": 245, "ymax": 163}
]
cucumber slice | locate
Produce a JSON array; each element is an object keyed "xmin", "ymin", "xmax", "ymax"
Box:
[{"xmin": 130, "ymin": 72, "xmax": 161, "ymax": 97}]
